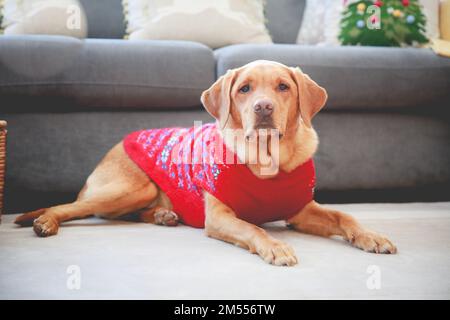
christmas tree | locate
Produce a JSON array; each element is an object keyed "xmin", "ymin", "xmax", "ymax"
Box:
[{"xmin": 339, "ymin": 0, "xmax": 429, "ymax": 47}]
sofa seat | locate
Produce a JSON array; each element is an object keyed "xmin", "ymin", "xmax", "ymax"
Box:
[
  {"xmin": 1, "ymin": 202, "xmax": 449, "ymax": 299},
  {"xmin": 215, "ymin": 44, "xmax": 450, "ymax": 110},
  {"xmin": 0, "ymin": 35, "xmax": 215, "ymax": 109},
  {"xmin": 1, "ymin": 109, "xmax": 449, "ymax": 214}
]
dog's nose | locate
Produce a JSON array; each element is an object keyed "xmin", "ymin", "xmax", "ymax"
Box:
[{"xmin": 253, "ymin": 99, "xmax": 274, "ymax": 116}]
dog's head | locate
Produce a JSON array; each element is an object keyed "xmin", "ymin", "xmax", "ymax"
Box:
[{"xmin": 201, "ymin": 60, "xmax": 327, "ymax": 139}]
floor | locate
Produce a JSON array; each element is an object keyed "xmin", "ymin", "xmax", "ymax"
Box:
[{"xmin": 1, "ymin": 202, "xmax": 449, "ymax": 300}]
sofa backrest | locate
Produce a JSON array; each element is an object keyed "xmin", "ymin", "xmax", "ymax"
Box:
[
  {"xmin": 265, "ymin": 0, "xmax": 305, "ymax": 44},
  {"xmin": 79, "ymin": 0, "xmax": 305, "ymax": 44},
  {"xmin": 79, "ymin": 0, "xmax": 125, "ymax": 39}
]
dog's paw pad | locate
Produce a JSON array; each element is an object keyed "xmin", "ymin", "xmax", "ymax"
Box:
[
  {"xmin": 154, "ymin": 209, "xmax": 179, "ymax": 226},
  {"xmin": 33, "ymin": 215, "xmax": 59, "ymax": 237},
  {"xmin": 351, "ymin": 231, "xmax": 397, "ymax": 254}
]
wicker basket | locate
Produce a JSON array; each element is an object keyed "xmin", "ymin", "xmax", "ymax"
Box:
[{"xmin": 0, "ymin": 120, "xmax": 6, "ymax": 223}]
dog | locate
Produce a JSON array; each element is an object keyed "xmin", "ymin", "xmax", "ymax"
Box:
[{"xmin": 15, "ymin": 60, "xmax": 397, "ymax": 266}]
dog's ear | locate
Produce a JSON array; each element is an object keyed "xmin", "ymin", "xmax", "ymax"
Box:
[
  {"xmin": 289, "ymin": 67, "xmax": 327, "ymax": 128},
  {"xmin": 201, "ymin": 69, "xmax": 236, "ymax": 129}
]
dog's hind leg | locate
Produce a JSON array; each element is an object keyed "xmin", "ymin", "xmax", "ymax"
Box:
[
  {"xmin": 15, "ymin": 142, "xmax": 159, "ymax": 237},
  {"xmin": 31, "ymin": 182, "xmax": 158, "ymax": 237}
]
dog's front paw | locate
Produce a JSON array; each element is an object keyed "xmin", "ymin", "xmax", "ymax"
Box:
[
  {"xmin": 349, "ymin": 230, "xmax": 397, "ymax": 254},
  {"xmin": 33, "ymin": 214, "xmax": 59, "ymax": 237},
  {"xmin": 256, "ymin": 239, "xmax": 298, "ymax": 266}
]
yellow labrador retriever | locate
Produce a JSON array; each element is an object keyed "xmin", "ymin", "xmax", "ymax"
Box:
[{"xmin": 15, "ymin": 60, "xmax": 396, "ymax": 266}]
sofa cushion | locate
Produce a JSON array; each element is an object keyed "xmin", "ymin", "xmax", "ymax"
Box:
[
  {"xmin": 79, "ymin": 0, "xmax": 304, "ymax": 44},
  {"xmin": 259, "ymin": 0, "xmax": 306, "ymax": 44},
  {"xmin": 79, "ymin": 0, "xmax": 125, "ymax": 39},
  {"xmin": 1, "ymin": 0, "xmax": 88, "ymax": 39},
  {"xmin": 215, "ymin": 44, "xmax": 450, "ymax": 110},
  {"xmin": 124, "ymin": 0, "xmax": 272, "ymax": 49},
  {"xmin": 0, "ymin": 35, "xmax": 215, "ymax": 110}
]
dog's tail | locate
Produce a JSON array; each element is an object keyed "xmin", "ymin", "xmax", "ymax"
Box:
[{"xmin": 14, "ymin": 208, "xmax": 47, "ymax": 227}]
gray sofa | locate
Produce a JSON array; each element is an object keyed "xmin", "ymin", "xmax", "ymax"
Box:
[{"xmin": 1, "ymin": 0, "xmax": 450, "ymax": 214}]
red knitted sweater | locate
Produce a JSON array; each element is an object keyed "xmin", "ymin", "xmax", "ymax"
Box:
[{"xmin": 123, "ymin": 123, "xmax": 315, "ymax": 228}]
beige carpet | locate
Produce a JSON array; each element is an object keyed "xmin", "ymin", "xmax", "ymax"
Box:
[{"xmin": 1, "ymin": 202, "xmax": 449, "ymax": 300}]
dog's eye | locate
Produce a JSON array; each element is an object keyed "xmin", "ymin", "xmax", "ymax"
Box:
[
  {"xmin": 239, "ymin": 84, "xmax": 250, "ymax": 93},
  {"xmin": 278, "ymin": 83, "xmax": 289, "ymax": 91}
]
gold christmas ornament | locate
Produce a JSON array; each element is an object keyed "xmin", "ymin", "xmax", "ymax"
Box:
[
  {"xmin": 393, "ymin": 9, "xmax": 403, "ymax": 18},
  {"xmin": 357, "ymin": 2, "xmax": 367, "ymax": 12}
]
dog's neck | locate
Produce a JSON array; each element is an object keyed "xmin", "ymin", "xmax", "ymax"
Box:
[
  {"xmin": 278, "ymin": 122, "xmax": 318, "ymax": 173},
  {"xmin": 220, "ymin": 120, "xmax": 318, "ymax": 179}
]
